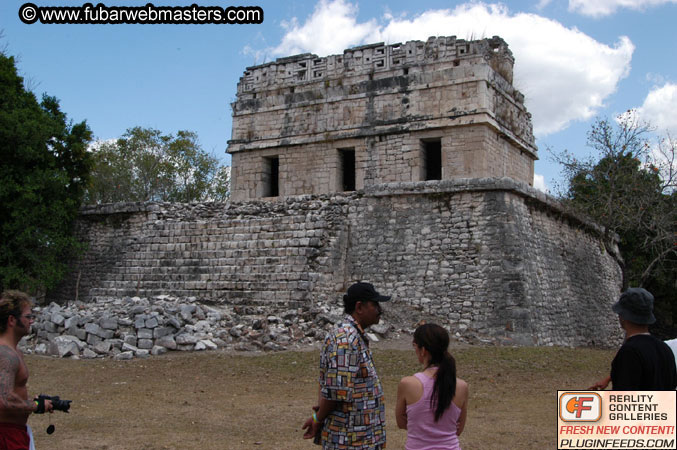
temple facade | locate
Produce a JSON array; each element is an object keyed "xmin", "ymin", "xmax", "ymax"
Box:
[{"xmin": 227, "ymin": 36, "xmax": 537, "ymax": 201}]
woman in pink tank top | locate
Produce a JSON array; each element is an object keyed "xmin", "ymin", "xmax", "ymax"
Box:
[{"xmin": 395, "ymin": 324, "xmax": 469, "ymax": 450}]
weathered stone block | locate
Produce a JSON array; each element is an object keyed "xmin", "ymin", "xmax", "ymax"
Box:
[
  {"xmin": 122, "ymin": 342, "xmax": 138, "ymax": 353},
  {"xmin": 51, "ymin": 313, "xmax": 65, "ymax": 326},
  {"xmin": 153, "ymin": 326, "xmax": 174, "ymax": 339},
  {"xmin": 64, "ymin": 316, "xmax": 79, "ymax": 329},
  {"xmin": 151, "ymin": 346, "xmax": 168, "ymax": 356},
  {"xmin": 85, "ymin": 323, "xmax": 102, "ymax": 336},
  {"xmin": 86, "ymin": 334, "xmax": 102, "ymax": 346},
  {"xmin": 175, "ymin": 334, "xmax": 199, "ymax": 345},
  {"xmin": 156, "ymin": 336, "xmax": 177, "ymax": 350},
  {"xmin": 137, "ymin": 328, "xmax": 153, "ymax": 340},
  {"xmin": 99, "ymin": 317, "xmax": 118, "ymax": 330},
  {"xmin": 114, "ymin": 351, "xmax": 134, "ymax": 361},
  {"xmin": 123, "ymin": 334, "xmax": 137, "ymax": 347},
  {"xmin": 82, "ymin": 348, "xmax": 98, "ymax": 359},
  {"xmin": 195, "ymin": 340, "xmax": 217, "ymax": 351},
  {"xmin": 93, "ymin": 341, "xmax": 112, "ymax": 354},
  {"xmin": 137, "ymin": 339, "xmax": 153, "ymax": 349},
  {"xmin": 48, "ymin": 337, "xmax": 80, "ymax": 358}
]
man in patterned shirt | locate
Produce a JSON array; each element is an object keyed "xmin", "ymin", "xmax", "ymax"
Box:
[{"xmin": 303, "ymin": 282, "xmax": 390, "ymax": 449}]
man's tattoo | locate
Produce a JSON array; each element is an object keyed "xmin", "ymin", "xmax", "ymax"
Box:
[
  {"xmin": 0, "ymin": 345, "xmax": 19, "ymax": 402},
  {"xmin": 0, "ymin": 345, "xmax": 32, "ymax": 413}
]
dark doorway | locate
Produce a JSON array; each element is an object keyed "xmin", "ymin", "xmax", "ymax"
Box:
[
  {"xmin": 264, "ymin": 156, "xmax": 279, "ymax": 197},
  {"xmin": 339, "ymin": 148, "xmax": 356, "ymax": 191},
  {"xmin": 422, "ymin": 139, "xmax": 442, "ymax": 181}
]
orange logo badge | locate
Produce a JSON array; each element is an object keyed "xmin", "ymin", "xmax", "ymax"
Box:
[{"xmin": 559, "ymin": 392, "xmax": 602, "ymax": 422}]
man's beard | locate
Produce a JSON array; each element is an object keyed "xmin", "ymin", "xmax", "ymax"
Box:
[{"xmin": 16, "ymin": 320, "xmax": 30, "ymax": 336}]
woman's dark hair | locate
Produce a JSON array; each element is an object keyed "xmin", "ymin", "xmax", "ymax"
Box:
[{"xmin": 413, "ymin": 323, "xmax": 456, "ymax": 422}]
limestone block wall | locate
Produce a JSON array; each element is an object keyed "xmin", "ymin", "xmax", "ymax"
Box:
[
  {"xmin": 49, "ymin": 179, "xmax": 623, "ymax": 347},
  {"xmin": 50, "ymin": 199, "xmax": 352, "ymax": 308},
  {"xmin": 227, "ymin": 36, "xmax": 538, "ymax": 201},
  {"xmin": 357, "ymin": 180, "xmax": 621, "ymax": 346}
]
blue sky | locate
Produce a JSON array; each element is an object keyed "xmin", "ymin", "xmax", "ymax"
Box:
[{"xmin": 2, "ymin": 0, "xmax": 676, "ymax": 193}]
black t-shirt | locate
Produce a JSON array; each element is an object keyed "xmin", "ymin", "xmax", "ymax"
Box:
[{"xmin": 611, "ymin": 334, "xmax": 677, "ymax": 390}]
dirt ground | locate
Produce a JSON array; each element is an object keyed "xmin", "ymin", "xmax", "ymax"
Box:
[{"xmin": 25, "ymin": 342, "xmax": 615, "ymax": 449}]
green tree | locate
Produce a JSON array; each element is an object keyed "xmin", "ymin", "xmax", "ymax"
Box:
[
  {"xmin": 554, "ymin": 111, "xmax": 676, "ymax": 335},
  {"xmin": 209, "ymin": 165, "xmax": 231, "ymax": 201},
  {"xmin": 0, "ymin": 51, "xmax": 92, "ymax": 293},
  {"xmin": 86, "ymin": 127, "xmax": 229, "ymax": 203}
]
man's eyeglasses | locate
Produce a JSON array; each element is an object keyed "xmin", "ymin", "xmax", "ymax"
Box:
[{"xmin": 17, "ymin": 314, "xmax": 36, "ymax": 320}]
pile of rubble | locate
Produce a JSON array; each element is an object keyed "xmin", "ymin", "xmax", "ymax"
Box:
[{"xmin": 19, "ymin": 296, "xmax": 394, "ymax": 360}]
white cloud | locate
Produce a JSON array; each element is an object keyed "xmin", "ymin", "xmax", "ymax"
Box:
[
  {"xmin": 568, "ymin": 0, "xmax": 677, "ymax": 18},
  {"xmin": 533, "ymin": 174, "xmax": 548, "ymax": 193},
  {"xmin": 636, "ymin": 83, "xmax": 677, "ymax": 133},
  {"xmin": 268, "ymin": 2, "xmax": 634, "ymax": 137},
  {"xmin": 273, "ymin": 0, "xmax": 379, "ymax": 57}
]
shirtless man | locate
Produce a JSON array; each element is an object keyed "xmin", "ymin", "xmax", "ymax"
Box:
[{"xmin": 0, "ymin": 290, "xmax": 52, "ymax": 450}]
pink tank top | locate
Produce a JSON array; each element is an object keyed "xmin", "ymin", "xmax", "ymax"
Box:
[{"xmin": 405, "ymin": 372, "xmax": 462, "ymax": 450}]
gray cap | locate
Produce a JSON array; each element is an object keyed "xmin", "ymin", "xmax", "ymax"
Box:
[{"xmin": 612, "ymin": 287, "xmax": 656, "ymax": 325}]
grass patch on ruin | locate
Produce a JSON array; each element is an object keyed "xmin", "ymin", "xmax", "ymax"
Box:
[{"xmin": 27, "ymin": 345, "xmax": 614, "ymax": 449}]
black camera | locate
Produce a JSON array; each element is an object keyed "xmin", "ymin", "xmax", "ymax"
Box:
[{"xmin": 36, "ymin": 394, "xmax": 72, "ymax": 413}]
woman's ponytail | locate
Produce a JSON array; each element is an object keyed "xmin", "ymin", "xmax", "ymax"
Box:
[{"xmin": 431, "ymin": 350, "xmax": 456, "ymax": 422}]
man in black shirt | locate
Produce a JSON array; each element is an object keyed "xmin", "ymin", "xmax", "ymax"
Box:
[{"xmin": 608, "ymin": 288, "xmax": 676, "ymax": 390}]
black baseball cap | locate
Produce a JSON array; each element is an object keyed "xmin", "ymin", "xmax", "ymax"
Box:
[{"xmin": 343, "ymin": 282, "xmax": 391, "ymax": 309}]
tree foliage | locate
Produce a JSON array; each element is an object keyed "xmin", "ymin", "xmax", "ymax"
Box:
[
  {"xmin": 85, "ymin": 127, "xmax": 230, "ymax": 204},
  {"xmin": 0, "ymin": 52, "xmax": 92, "ymax": 293},
  {"xmin": 554, "ymin": 111, "xmax": 676, "ymax": 335}
]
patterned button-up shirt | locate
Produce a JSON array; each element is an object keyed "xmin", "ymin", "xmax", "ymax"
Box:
[{"xmin": 319, "ymin": 315, "xmax": 386, "ymax": 449}]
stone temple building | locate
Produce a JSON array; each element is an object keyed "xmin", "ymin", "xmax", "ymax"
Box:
[
  {"xmin": 50, "ymin": 37, "xmax": 623, "ymax": 347},
  {"xmin": 228, "ymin": 36, "xmax": 537, "ymax": 201}
]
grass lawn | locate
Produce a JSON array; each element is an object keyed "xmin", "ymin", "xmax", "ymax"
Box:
[{"xmin": 26, "ymin": 345, "xmax": 614, "ymax": 449}]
